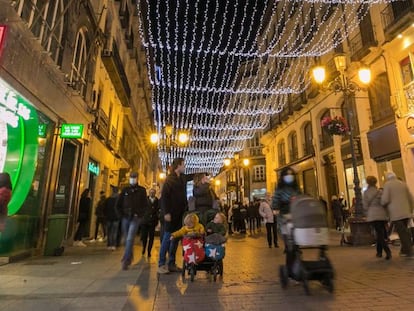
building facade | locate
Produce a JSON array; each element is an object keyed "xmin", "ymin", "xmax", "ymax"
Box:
[
  {"xmin": 0, "ymin": 0, "xmax": 152, "ymax": 260},
  {"xmin": 261, "ymin": 2, "xmax": 414, "ymax": 227}
]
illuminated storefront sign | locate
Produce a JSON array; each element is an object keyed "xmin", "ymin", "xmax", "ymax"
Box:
[
  {"xmin": 0, "ymin": 78, "xmax": 39, "ymax": 215},
  {"xmin": 88, "ymin": 162, "xmax": 100, "ymax": 175},
  {"xmin": 60, "ymin": 123, "xmax": 83, "ymax": 139}
]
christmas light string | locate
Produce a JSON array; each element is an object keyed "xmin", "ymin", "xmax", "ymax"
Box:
[{"xmin": 138, "ymin": 0, "xmax": 382, "ymax": 174}]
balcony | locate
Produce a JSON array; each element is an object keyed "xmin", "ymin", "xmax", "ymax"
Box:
[
  {"xmin": 289, "ymin": 91, "xmax": 307, "ymax": 111},
  {"xmin": 381, "ymin": 0, "xmax": 414, "ymax": 41},
  {"xmin": 93, "ymin": 109, "xmax": 109, "ymax": 141},
  {"xmin": 101, "ymin": 41, "xmax": 131, "ymax": 107},
  {"xmin": 350, "ymin": 29, "xmax": 376, "ymax": 62}
]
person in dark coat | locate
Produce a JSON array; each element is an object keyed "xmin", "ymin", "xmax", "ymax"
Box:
[
  {"xmin": 193, "ymin": 172, "xmax": 217, "ymax": 224},
  {"xmin": 116, "ymin": 171, "xmax": 148, "ymax": 270},
  {"xmin": 331, "ymin": 195, "xmax": 344, "ymax": 231},
  {"xmin": 140, "ymin": 188, "xmax": 159, "ymax": 258},
  {"xmin": 158, "ymin": 157, "xmax": 193, "ymax": 274},
  {"xmin": 104, "ymin": 186, "xmax": 120, "ymax": 250},
  {"xmin": 74, "ymin": 189, "xmax": 91, "ymax": 247},
  {"xmin": 92, "ymin": 191, "xmax": 106, "ymax": 242},
  {"xmin": 0, "ymin": 172, "xmax": 12, "ymax": 233}
]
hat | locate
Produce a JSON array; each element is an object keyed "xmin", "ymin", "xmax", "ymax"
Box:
[{"xmin": 130, "ymin": 172, "xmax": 138, "ymax": 178}]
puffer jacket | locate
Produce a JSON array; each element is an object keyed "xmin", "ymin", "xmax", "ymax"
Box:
[
  {"xmin": 381, "ymin": 177, "xmax": 414, "ymax": 221},
  {"xmin": 171, "ymin": 213, "xmax": 205, "ymax": 238},
  {"xmin": 193, "ymin": 182, "xmax": 214, "ymax": 214},
  {"xmin": 272, "ymin": 186, "xmax": 301, "ymax": 215},
  {"xmin": 363, "ymin": 186, "xmax": 388, "ymax": 222}
]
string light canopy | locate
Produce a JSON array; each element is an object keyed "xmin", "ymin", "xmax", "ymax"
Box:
[{"xmin": 137, "ymin": 0, "xmax": 386, "ymax": 174}]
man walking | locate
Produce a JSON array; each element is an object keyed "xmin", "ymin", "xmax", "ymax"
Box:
[
  {"xmin": 116, "ymin": 171, "xmax": 148, "ymax": 270},
  {"xmin": 158, "ymin": 158, "xmax": 192, "ymax": 274},
  {"xmin": 381, "ymin": 171, "xmax": 414, "ymax": 257}
]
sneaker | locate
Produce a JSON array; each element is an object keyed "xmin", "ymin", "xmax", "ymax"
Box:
[
  {"xmin": 98, "ymin": 237, "xmax": 104, "ymax": 242},
  {"xmin": 89, "ymin": 239, "xmax": 96, "ymax": 243},
  {"xmin": 168, "ymin": 264, "xmax": 182, "ymax": 272},
  {"xmin": 111, "ymin": 246, "xmax": 116, "ymax": 251},
  {"xmin": 158, "ymin": 265, "xmax": 169, "ymax": 274},
  {"xmin": 74, "ymin": 241, "xmax": 87, "ymax": 247}
]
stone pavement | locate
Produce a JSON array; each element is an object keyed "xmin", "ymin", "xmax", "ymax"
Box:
[{"xmin": 1, "ymin": 230, "xmax": 414, "ymax": 311}]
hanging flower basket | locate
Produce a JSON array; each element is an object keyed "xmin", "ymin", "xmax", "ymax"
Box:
[{"xmin": 321, "ymin": 116, "xmax": 349, "ymax": 136}]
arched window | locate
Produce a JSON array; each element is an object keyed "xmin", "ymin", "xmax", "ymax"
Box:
[
  {"xmin": 288, "ymin": 131, "xmax": 298, "ymax": 162},
  {"xmin": 278, "ymin": 139, "xmax": 286, "ymax": 166},
  {"xmin": 15, "ymin": 0, "xmax": 66, "ymax": 65},
  {"xmin": 303, "ymin": 122, "xmax": 313, "ymax": 155},
  {"xmin": 320, "ymin": 110, "xmax": 333, "ymax": 149},
  {"xmin": 71, "ymin": 29, "xmax": 89, "ymax": 98}
]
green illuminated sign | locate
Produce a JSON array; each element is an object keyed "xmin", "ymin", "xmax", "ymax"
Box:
[
  {"xmin": 88, "ymin": 162, "xmax": 99, "ymax": 175},
  {"xmin": 0, "ymin": 78, "xmax": 39, "ymax": 216},
  {"xmin": 60, "ymin": 123, "xmax": 83, "ymax": 139}
]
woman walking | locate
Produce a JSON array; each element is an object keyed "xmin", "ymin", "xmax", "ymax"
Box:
[
  {"xmin": 74, "ymin": 189, "xmax": 91, "ymax": 247},
  {"xmin": 259, "ymin": 193, "xmax": 278, "ymax": 248},
  {"xmin": 363, "ymin": 176, "xmax": 391, "ymax": 260}
]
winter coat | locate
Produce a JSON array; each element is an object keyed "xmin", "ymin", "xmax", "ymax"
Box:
[
  {"xmin": 160, "ymin": 172, "xmax": 193, "ymax": 232},
  {"xmin": 332, "ymin": 199, "xmax": 344, "ymax": 219},
  {"xmin": 381, "ymin": 177, "xmax": 414, "ymax": 222},
  {"xmin": 78, "ymin": 197, "xmax": 91, "ymax": 222},
  {"xmin": 272, "ymin": 186, "xmax": 301, "ymax": 215},
  {"xmin": 171, "ymin": 214, "xmax": 205, "ymax": 239},
  {"xmin": 363, "ymin": 186, "xmax": 388, "ymax": 222},
  {"xmin": 141, "ymin": 196, "xmax": 159, "ymax": 227},
  {"xmin": 206, "ymin": 221, "xmax": 227, "ymax": 236},
  {"xmin": 116, "ymin": 184, "xmax": 148, "ymax": 219},
  {"xmin": 193, "ymin": 182, "xmax": 214, "ymax": 214},
  {"xmin": 103, "ymin": 195, "xmax": 120, "ymax": 221},
  {"xmin": 259, "ymin": 200, "xmax": 275, "ymax": 224}
]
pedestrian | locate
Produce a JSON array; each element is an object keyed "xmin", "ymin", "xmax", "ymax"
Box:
[
  {"xmin": 247, "ymin": 201, "xmax": 257, "ymax": 234},
  {"xmin": 91, "ymin": 190, "xmax": 106, "ymax": 242},
  {"xmin": 73, "ymin": 189, "xmax": 91, "ymax": 247},
  {"xmin": 193, "ymin": 172, "xmax": 216, "ymax": 224},
  {"xmin": 116, "ymin": 171, "xmax": 148, "ymax": 270},
  {"xmin": 158, "ymin": 157, "xmax": 193, "ymax": 274},
  {"xmin": 363, "ymin": 176, "xmax": 391, "ymax": 260},
  {"xmin": 104, "ymin": 186, "xmax": 120, "ymax": 250},
  {"xmin": 140, "ymin": 188, "xmax": 159, "ymax": 258},
  {"xmin": 0, "ymin": 172, "xmax": 12, "ymax": 233},
  {"xmin": 381, "ymin": 171, "xmax": 414, "ymax": 257},
  {"xmin": 259, "ymin": 193, "xmax": 278, "ymax": 248},
  {"xmin": 271, "ymin": 166, "xmax": 301, "ymax": 251},
  {"xmin": 331, "ymin": 195, "xmax": 343, "ymax": 231}
]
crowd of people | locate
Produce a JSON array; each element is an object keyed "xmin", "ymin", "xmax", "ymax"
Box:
[{"xmin": 67, "ymin": 157, "xmax": 414, "ymax": 275}]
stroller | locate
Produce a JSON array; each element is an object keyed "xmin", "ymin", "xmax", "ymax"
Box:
[
  {"xmin": 279, "ymin": 195, "xmax": 334, "ymax": 295},
  {"xmin": 181, "ymin": 234, "xmax": 225, "ymax": 282}
]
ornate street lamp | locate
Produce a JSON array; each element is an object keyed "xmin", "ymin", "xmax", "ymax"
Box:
[
  {"xmin": 312, "ymin": 53, "xmax": 372, "ymax": 245},
  {"xmin": 150, "ymin": 125, "xmax": 189, "ymax": 171}
]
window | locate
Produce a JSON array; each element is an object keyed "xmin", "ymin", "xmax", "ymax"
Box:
[
  {"xmin": 71, "ymin": 29, "xmax": 89, "ymax": 98},
  {"xmin": 368, "ymin": 73, "xmax": 394, "ymax": 124},
  {"xmin": 277, "ymin": 139, "xmax": 286, "ymax": 166},
  {"xmin": 400, "ymin": 55, "xmax": 414, "ymax": 85},
  {"xmin": 288, "ymin": 131, "xmax": 298, "ymax": 162},
  {"xmin": 303, "ymin": 122, "xmax": 313, "ymax": 155},
  {"xmin": 253, "ymin": 165, "xmax": 266, "ymax": 182},
  {"xmin": 15, "ymin": 0, "xmax": 65, "ymax": 65}
]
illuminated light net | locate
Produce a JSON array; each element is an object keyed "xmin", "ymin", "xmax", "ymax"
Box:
[{"xmin": 137, "ymin": 0, "xmax": 384, "ymax": 174}]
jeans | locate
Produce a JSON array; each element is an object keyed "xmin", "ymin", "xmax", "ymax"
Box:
[
  {"xmin": 158, "ymin": 231, "xmax": 179, "ymax": 267},
  {"xmin": 74, "ymin": 221, "xmax": 88, "ymax": 241},
  {"xmin": 265, "ymin": 222, "xmax": 278, "ymax": 247},
  {"xmin": 121, "ymin": 216, "xmax": 142, "ymax": 264},
  {"xmin": 106, "ymin": 220, "xmax": 119, "ymax": 247}
]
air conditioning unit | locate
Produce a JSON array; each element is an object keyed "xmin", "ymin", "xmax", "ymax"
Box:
[{"xmin": 102, "ymin": 49, "xmax": 112, "ymax": 57}]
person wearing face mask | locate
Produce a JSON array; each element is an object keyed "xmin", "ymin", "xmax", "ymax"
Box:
[
  {"xmin": 116, "ymin": 171, "xmax": 149, "ymax": 270},
  {"xmin": 271, "ymin": 167, "xmax": 301, "ymax": 252}
]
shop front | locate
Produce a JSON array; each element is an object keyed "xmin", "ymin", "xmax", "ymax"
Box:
[{"xmin": 0, "ymin": 78, "xmax": 55, "ymax": 257}]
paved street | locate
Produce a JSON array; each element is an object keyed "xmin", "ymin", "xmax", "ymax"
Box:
[{"xmin": 1, "ymin": 230, "xmax": 414, "ymax": 311}]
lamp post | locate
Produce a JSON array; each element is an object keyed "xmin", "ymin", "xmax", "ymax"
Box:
[
  {"xmin": 312, "ymin": 53, "xmax": 373, "ymax": 245},
  {"xmin": 150, "ymin": 125, "xmax": 189, "ymax": 172},
  {"xmin": 224, "ymin": 154, "xmax": 250, "ymax": 204}
]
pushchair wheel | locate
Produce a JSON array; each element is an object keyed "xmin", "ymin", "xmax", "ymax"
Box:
[
  {"xmin": 303, "ymin": 277, "xmax": 310, "ymax": 295},
  {"xmin": 219, "ymin": 260, "xmax": 223, "ymax": 276},
  {"xmin": 323, "ymin": 277, "xmax": 334, "ymax": 293},
  {"xmin": 279, "ymin": 265, "xmax": 288, "ymax": 289},
  {"xmin": 190, "ymin": 265, "xmax": 195, "ymax": 282},
  {"xmin": 182, "ymin": 262, "xmax": 186, "ymax": 277}
]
